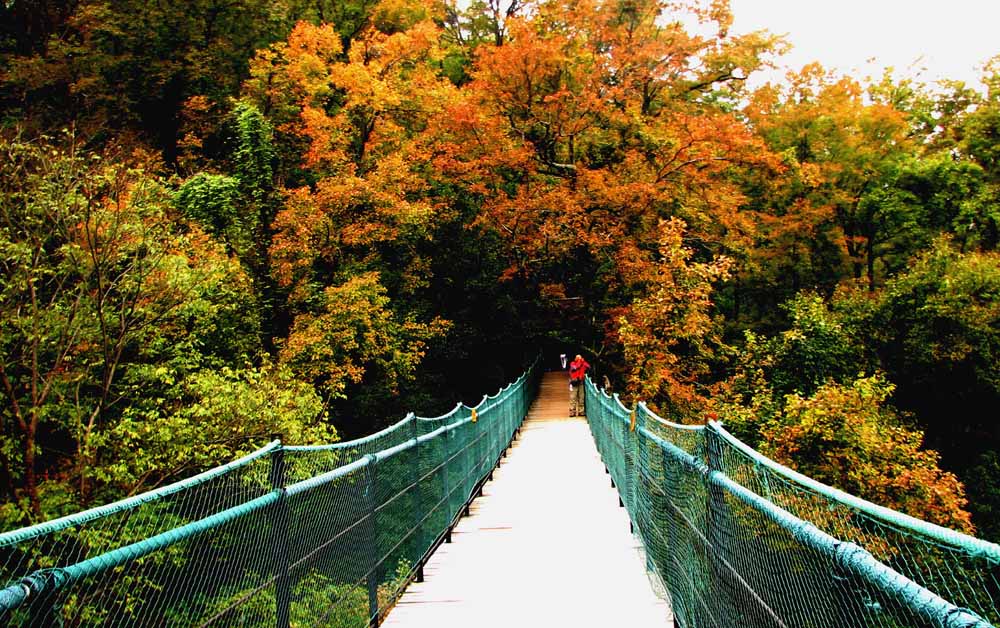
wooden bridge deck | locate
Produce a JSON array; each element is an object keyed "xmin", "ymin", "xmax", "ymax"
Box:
[{"xmin": 382, "ymin": 371, "xmax": 673, "ymax": 628}]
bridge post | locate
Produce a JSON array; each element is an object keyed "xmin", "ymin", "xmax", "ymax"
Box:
[
  {"xmin": 268, "ymin": 439, "xmax": 292, "ymax": 628},
  {"xmin": 409, "ymin": 415, "xmax": 424, "ymax": 573},
  {"xmin": 704, "ymin": 426, "xmax": 734, "ymax": 627},
  {"xmin": 442, "ymin": 428, "xmax": 452, "ymax": 524},
  {"xmin": 363, "ymin": 456, "xmax": 381, "ymax": 628},
  {"xmin": 631, "ymin": 405, "xmax": 649, "ymax": 538}
]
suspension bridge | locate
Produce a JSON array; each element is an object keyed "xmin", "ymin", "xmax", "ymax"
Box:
[{"xmin": 0, "ymin": 360, "xmax": 998, "ymax": 627}]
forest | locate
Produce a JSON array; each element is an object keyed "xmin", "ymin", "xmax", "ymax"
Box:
[{"xmin": 1, "ymin": 0, "xmax": 999, "ymax": 543}]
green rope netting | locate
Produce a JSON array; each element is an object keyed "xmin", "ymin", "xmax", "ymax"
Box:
[
  {"xmin": 585, "ymin": 377, "xmax": 999, "ymax": 628},
  {"xmin": 0, "ymin": 361, "xmax": 540, "ymax": 627},
  {"xmin": 7, "ymin": 362, "xmax": 993, "ymax": 628}
]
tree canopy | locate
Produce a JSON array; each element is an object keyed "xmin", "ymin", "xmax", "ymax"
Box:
[{"xmin": 2, "ymin": 0, "xmax": 1000, "ymax": 540}]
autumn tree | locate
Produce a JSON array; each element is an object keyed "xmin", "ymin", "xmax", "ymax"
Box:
[
  {"xmin": 238, "ymin": 11, "xmax": 469, "ymax": 425},
  {"xmin": 0, "ymin": 0, "xmax": 398, "ymax": 161},
  {"xmin": 745, "ymin": 64, "xmax": 916, "ymax": 294},
  {"xmin": 0, "ymin": 136, "xmax": 200, "ymax": 515},
  {"xmin": 279, "ymin": 272, "xmax": 448, "ymax": 401},
  {"xmin": 617, "ymin": 218, "xmax": 731, "ymax": 417},
  {"xmin": 762, "ymin": 375, "xmax": 972, "ymax": 532},
  {"xmin": 713, "ymin": 294, "xmax": 973, "ymax": 530},
  {"xmin": 244, "ymin": 16, "xmax": 456, "ymax": 294},
  {"xmin": 428, "ymin": 0, "xmax": 781, "ymax": 398}
]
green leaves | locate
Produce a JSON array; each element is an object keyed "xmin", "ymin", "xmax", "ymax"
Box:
[
  {"xmin": 0, "ymin": 135, "xmax": 296, "ymax": 522},
  {"xmin": 104, "ymin": 363, "xmax": 331, "ymax": 492},
  {"xmin": 280, "ymin": 272, "xmax": 449, "ymax": 399},
  {"xmin": 175, "ymin": 173, "xmax": 243, "ymax": 244}
]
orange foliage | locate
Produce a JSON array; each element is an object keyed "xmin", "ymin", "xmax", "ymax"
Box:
[
  {"xmin": 617, "ymin": 218, "xmax": 732, "ymax": 418},
  {"xmin": 244, "ymin": 14, "xmax": 461, "ymax": 302},
  {"xmin": 252, "ymin": 0, "xmax": 783, "ymax": 418}
]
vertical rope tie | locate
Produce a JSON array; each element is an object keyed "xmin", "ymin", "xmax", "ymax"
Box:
[
  {"xmin": 630, "ymin": 409, "xmax": 637, "ymax": 433},
  {"xmin": 471, "ymin": 408, "xmax": 478, "ymax": 423}
]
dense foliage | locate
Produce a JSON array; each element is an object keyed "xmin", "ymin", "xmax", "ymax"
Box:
[{"xmin": 2, "ymin": 0, "xmax": 999, "ymax": 540}]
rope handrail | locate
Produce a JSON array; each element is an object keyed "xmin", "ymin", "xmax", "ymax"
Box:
[
  {"xmin": 0, "ymin": 439, "xmax": 282, "ymax": 548},
  {"xmin": 710, "ymin": 420, "xmax": 1000, "ymax": 563},
  {"xmin": 416, "ymin": 402, "xmax": 465, "ymax": 422},
  {"xmin": 641, "ymin": 424, "xmax": 992, "ymax": 628},
  {"xmin": 285, "ymin": 414, "xmax": 416, "ymax": 452},
  {"xmin": 636, "ymin": 401, "xmax": 705, "ymax": 432}
]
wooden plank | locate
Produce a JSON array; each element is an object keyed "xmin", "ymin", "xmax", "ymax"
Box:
[{"xmin": 382, "ymin": 371, "xmax": 673, "ymax": 628}]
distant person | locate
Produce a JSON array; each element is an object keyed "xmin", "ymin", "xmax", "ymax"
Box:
[
  {"xmin": 560, "ymin": 353, "xmax": 567, "ymax": 369},
  {"xmin": 568, "ymin": 354, "xmax": 590, "ymax": 417}
]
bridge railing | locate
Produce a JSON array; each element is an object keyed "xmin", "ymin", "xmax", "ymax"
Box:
[
  {"xmin": 585, "ymin": 376, "xmax": 1000, "ymax": 628},
  {"xmin": 0, "ymin": 359, "xmax": 540, "ymax": 627}
]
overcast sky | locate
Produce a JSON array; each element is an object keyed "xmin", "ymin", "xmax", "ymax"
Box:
[{"xmin": 728, "ymin": 0, "xmax": 1000, "ymax": 89}]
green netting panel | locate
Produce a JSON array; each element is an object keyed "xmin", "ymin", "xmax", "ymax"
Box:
[
  {"xmin": 584, "ymin": 376, "xmax": 996, "ymax": 628},
  {"xmin": 0, "ymin": 442, "xmax": 280, "ymax": 626},
  {"xmin": 637, "ymin": 402, "xmax": 706, "ymax": 458},
  {"xmin": 711, "ymin": 422, "xmax": 1000, "ymax": 626},
  {"xmin": 586, "ymin": 382, "xmax": 630, "ymax": 509},
  {"xmin": 0, "ymin": 359, "xmax": 541, "ymax": 626}
]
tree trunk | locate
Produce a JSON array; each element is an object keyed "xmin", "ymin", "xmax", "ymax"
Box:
[
  {"xmin": 733, "ymin": 273, "xmax": 741, "ymax": 323},
  {"xmin": 866, "ymin": 234, "xmax": 876, "ymax": 292},
  {"xmin": 24, "ymin": 425, "xmax": 41, "ymax": 517}
]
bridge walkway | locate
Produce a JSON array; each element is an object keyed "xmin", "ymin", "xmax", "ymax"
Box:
[{"xmin": 382, "ymin": 371, "xmax": 673, "ymax": 627}]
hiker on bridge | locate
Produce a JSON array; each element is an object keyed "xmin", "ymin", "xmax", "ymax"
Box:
[{"xmin": 569, "ymin": 354, "xmax": 590, "ymax": 416}]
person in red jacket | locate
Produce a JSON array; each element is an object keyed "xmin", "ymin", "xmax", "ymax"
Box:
[{"xmin": 568, "ymin": 354, "xmax": 590, "ymax": 417}]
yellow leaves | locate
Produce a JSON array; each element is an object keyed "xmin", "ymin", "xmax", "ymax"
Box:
[
  {"xmin": 279, "ymin": 22, "xmax": 344, "ymax": 106},
  {"xmin": 300, "ymin": 106, "xmax": 350, "ymax": 169},
  {"xmin": 386, "ymin": 18, "xmax": 443, "ymax": 63},
  {"xmin": 372, "ymin": 0, "xmax": 441, "ymax": 33},
  {"xmin": 339, "ymin": 18, "xmax": 445, "ymax": 117},
  {"xmin": 289, "ymin": 22, "xmax": 343, "ymax": 60},
  {"xmin": 761, "ymin": 375, "xmax": 974, "ymax": 532},
  {"xmin": 245, "ymin": 17, "xmax": 455, "ymax": 179},
  {"xmin": 269, "ymin": 187, "xmax": 327, "ymax": 290},
  {"xmin": 256, "ymin": 15, "xmax": 459, "ymax": 309},
  {"xmin": 424, "ymin": 94, "xmax": 532, "ymax": 183},
  {"xmin": 270, "ymin": 146, "xmax": 436, "ymax": 300},
  {"xmin": 280, "ymin": 273, "xmax": 449, "ymax": 398},
  {"xmin": 538, "ymin": 282, "xmax": 568, "ymax": 302},
  {"xmin": 473, "ymin": 18, "xmax": 597, "ymax": 133}
]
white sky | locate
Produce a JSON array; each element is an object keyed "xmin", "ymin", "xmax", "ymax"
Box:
[{"xmin": 729, "ymin": 0, "xmax": 1000, "ymax": 90}]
